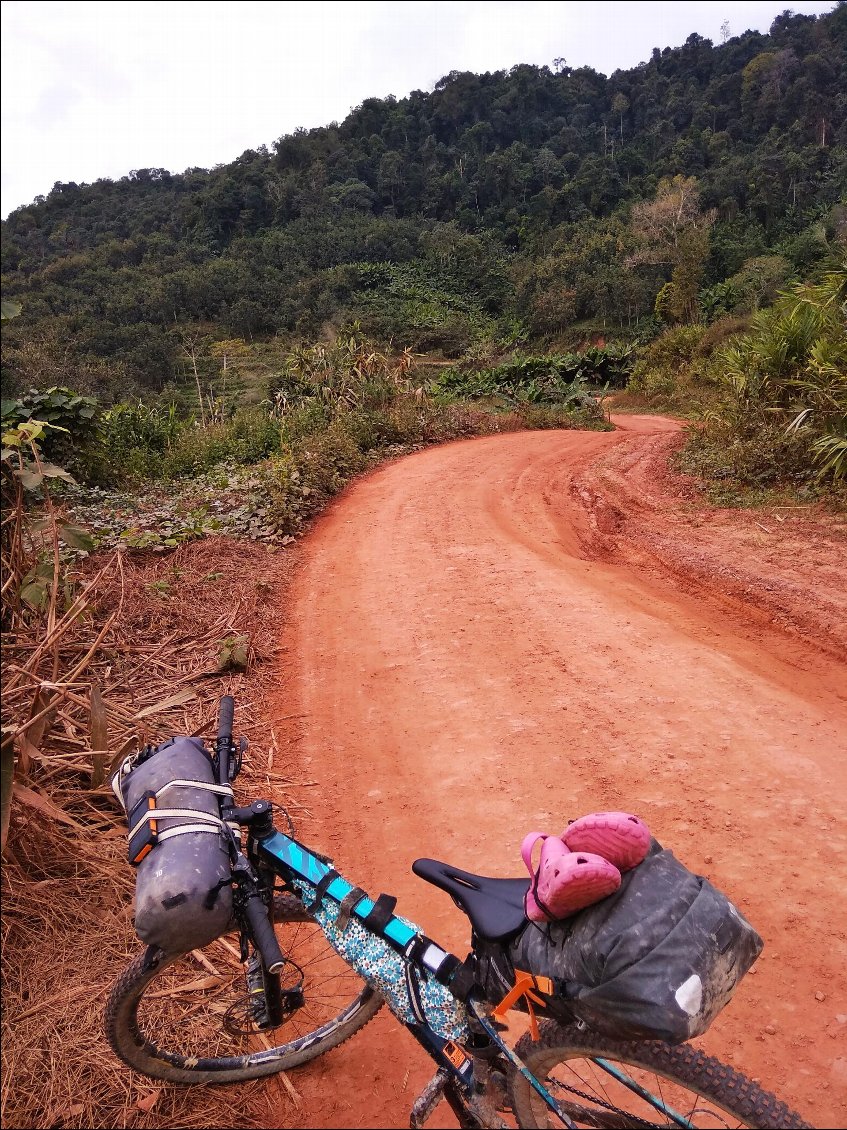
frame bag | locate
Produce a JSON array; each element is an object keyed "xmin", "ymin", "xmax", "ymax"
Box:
[
  {"xmin": 111, "ymin": 736, "xmax": 234, "ymax": 953},
  {"xmin": 501, "ymin": 839, "xmax": 763, "ymax": 1044}
]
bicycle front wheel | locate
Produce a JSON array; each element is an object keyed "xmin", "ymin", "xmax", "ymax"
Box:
[
  {"xmin": 106, "ymin": 894, "xmax": 383, "ymax": 1084},
  {"xmin": 508, "ymin": 1021, "xmax": 813, "ymax": 1129}
]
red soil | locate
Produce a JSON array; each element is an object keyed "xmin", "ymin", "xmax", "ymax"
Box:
[{"xmin": 269, "ymin": 415, "xmax": 847, "ymax": 1129}]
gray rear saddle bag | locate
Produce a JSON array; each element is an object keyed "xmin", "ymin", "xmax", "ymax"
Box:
[{"xmin": 478, "ymin": 840, "xmax": 763, "ymax": 1044}]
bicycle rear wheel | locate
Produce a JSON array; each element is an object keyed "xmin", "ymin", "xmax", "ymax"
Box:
[
  {"xmin": 106, "ymin": 894, "xmax": 383, "ymax": 1083},
  {"xmin": 508, "ymin": 1021, "xmax": 813, "ymax": 1129}
]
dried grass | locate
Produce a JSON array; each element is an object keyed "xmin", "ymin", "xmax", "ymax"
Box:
[{"xmin": 1, "ymin": 537, "xmax": 303, "ymax": 1130}]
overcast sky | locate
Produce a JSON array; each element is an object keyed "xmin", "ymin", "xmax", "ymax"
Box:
[{"xmin": 0, "ymin": 0, "xmax": 837, "ymax": 218}]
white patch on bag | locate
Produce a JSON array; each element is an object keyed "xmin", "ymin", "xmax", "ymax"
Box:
[{"xmin": 675, "ymin": 974, "xmax": 703, "ymax": 1016}]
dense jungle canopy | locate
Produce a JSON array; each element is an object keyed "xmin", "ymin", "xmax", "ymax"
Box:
[{"xmin": 1, "ymin": 4, "xmax": 845, "ymax": 399}]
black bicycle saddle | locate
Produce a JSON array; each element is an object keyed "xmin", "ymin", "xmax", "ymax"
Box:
[{"xmin": 412, "ymin": 858, "xmax": 529, "ymax": 941}]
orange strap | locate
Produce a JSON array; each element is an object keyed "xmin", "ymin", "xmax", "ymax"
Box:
[{"xmin": 492, "ymin": 969, "xmax": 554, "ymax": 1041}]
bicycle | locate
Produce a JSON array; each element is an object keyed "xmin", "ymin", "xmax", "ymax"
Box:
[{"xmin": 106, "ymin": 696, "xmax": 813, "ymax": 1129}]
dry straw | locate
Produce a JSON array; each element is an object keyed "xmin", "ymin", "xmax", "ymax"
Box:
[{"xmin": 2, "ymin": 536, "xmax": 302, "ymax": 1130}]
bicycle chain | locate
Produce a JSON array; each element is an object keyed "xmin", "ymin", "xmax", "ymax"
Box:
[{"xmin": 547, "ymin": 1078, "xmax": 672, "ymax": 1129}]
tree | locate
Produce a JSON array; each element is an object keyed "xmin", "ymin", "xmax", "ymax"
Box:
[
  {"xmin": 175, "ymin": 328, "xmax": 210, "ymax": 426},
  {"xmin": 629, "ymin": 176, "xmax": 714, "ymax": 263},
  {"xmin": 612, "ymin": 93, "xmax": 629, "ymax": 139},
  {"xmin": 209, "ymin": 338, "xmax": 251, "ymax": 412},
  {"xmin": 628, "ymin": 176, "xmax": 716, "ymax": 321}
]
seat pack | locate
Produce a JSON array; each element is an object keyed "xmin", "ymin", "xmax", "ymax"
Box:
[{"xmin": 480, "ymin": 839, "xmax": 763, "ymax": 1044}]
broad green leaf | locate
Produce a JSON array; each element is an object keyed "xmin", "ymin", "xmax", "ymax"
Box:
[
  {"xmin": 16, "ymin": 467, "xmax": 44, "ymax": 491},
  {"xmin": 20, "ymin": 580, "xmax": 50, "ymax": 610},
  {"xmin": 58, "ymin": 524, "xmax": 95, "ymax": 551},
  {"xmin": 1, "ymin": 299, "xmax": 22, "ymax": 321},
  {"xmin": 40, "ymin": 462, "xmax": 76, "ymax": 483},
  {"xmin": 218, "ymin": 633, "xmax": 250, "ymax": 672}
]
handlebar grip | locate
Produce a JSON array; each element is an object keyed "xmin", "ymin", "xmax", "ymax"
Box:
[
  {"xmin": 244, "ymin": 893, "xmax": 285, "ymax": 974},
  {"xmin": 216, "ymin": 696, "xmax": 235, "ymax": 786},
  {"xmin": 217, "ymin": 696, "xmax": 235, "ymax": 744}
]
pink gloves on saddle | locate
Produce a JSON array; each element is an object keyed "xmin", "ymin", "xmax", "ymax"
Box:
[{"xmin": 522, "ymin": 812, "xmax": 651, "ymax": 923}]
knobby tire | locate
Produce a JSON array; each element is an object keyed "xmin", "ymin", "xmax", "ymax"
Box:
[
  {"xmin": 105, "ymin": 894, "xmax": 383, "ymax": 1084},
  {"xmin": 508, "ymin": 1020, "xmax": 813, "ymax": 1129}
]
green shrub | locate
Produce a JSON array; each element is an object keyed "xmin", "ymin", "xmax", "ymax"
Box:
[
  {"xmin": 726, "ymin": 255, "xmax": 793, "ymax": 314},
  {"xmin": 695, "ymin": 315, "xmax": 751, "ymax": 355},
  {"xmin": 278, "ymin": 401, "xmax": 332, "ymax": 445},
  {"xmin": 623, "ymin": 323, "xmax": 730, "ymax": 415},
  {"xmin": 1, "ymin": 386, "xmax": 101, "ymax": 478},
  {"xmin": 265, "ymin": 426, "xmax": 367, "ymax": 533},
  {"xmin": 432, "ymin": 345, "xmax": 633, "ymax": 404},
  {"xmin": 682, "ymin": 263, "xmax": 847, "ymax": 488},
  {"xmin": 225, "ymin": 407, "xmax": 281, "ymax": 462},
  {"xmin": 628, "ymin": 325, "xmax": 707, "ymax": 394},
  {"xmin": 681, "ymin": 418, "xmax": 816, "ymax": 487}
]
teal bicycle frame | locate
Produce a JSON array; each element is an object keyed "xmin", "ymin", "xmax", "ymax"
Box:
[{"xmin": 255, "ymin": 828, "xmax": 697, "ymax": 1130}]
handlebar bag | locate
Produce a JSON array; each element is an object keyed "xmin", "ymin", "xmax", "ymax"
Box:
[
  {"xmin": 111, "ymin": 736, "xmax": 234, "ymax": 953},
  {"xmin": 494, "ymin": 839, "xmax": 763, "ymax": 1044}
]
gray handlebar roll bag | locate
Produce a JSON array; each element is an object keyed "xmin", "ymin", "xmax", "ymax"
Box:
[{"xmin": 114, "ymin": 736, "xmax": 234, "ymax": 953}]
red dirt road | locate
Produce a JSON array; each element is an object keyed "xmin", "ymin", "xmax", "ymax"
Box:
[{"xmin": 271, "ymin": 416, "xmax": 847, "ymax": 1129}]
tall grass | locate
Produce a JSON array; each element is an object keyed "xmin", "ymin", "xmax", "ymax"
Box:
[{"xmin": 684, "ymin": 264, "xmax": 847, "ymax": 488}]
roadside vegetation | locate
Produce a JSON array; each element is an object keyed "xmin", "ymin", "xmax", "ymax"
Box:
[
  {"xmin": 621, "ymin": 259, "xmax": 847, "ymax": 499},
  {"xmin": 0, "ymin": 316, "xmax": 610, "ymax": 1129},
  {"xmin": 1, "ymin": 314, "xmax": 611, "ymax": 862}
]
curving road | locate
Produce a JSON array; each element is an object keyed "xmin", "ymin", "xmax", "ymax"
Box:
[{"xmin": 271, "ymin": 416, "xmax": 847, "ymax": 1129}]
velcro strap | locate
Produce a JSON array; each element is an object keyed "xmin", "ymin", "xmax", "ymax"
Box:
[
  {"xmin": 155, "ymin": 824, "xmax": 225, "ymax": 841},
  {"xmin": 336, "ymin": 887, "xmax": 368, "ymax": 931},
  {"xmin": 306, "ymin": 869, "xmax": 340, "ymax": 912},
  {"xmin": 361, "ymin": 892, "xmax": 397, "ymax": 933},
  {"xmin": 156, "ymin": 779, "xmax": 234, "ymax": 800},
  {"xmin": 127, "ymin": 807, "xmax": 222, "ymax": 842},
  {"xmin": 445, "ymin": 957, "xmax": 478, "ymax": 1001}
]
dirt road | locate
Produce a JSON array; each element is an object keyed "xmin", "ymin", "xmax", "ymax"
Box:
[{"xmin": 270, "ymin": 415, "xmax": 847, "ymax": 1128}]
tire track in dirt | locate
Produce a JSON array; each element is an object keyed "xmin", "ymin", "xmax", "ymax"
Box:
[{"xmin": 271, "ymin": 416, "xmax": 846, "ymax": 1129}]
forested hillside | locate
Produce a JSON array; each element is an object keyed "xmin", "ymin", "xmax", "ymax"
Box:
[{"xmin": 1, "ymin": 4, "xmax": 845, "ymax": 398}]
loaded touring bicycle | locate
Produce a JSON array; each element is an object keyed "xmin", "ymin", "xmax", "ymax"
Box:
[{"xmin": 106, "ymin": 696, "xmax": 812, "ymax": 1129}]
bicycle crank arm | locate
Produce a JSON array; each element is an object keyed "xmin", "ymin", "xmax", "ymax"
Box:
[{"xmin": 410, "ymin": 1069, "xmax": 448, "ymax": 1128}]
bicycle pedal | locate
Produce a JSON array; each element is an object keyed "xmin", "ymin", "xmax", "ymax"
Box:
[{"xmin": 409, "ymin": 1069, "xmax": 448, "ymax": 1128}]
